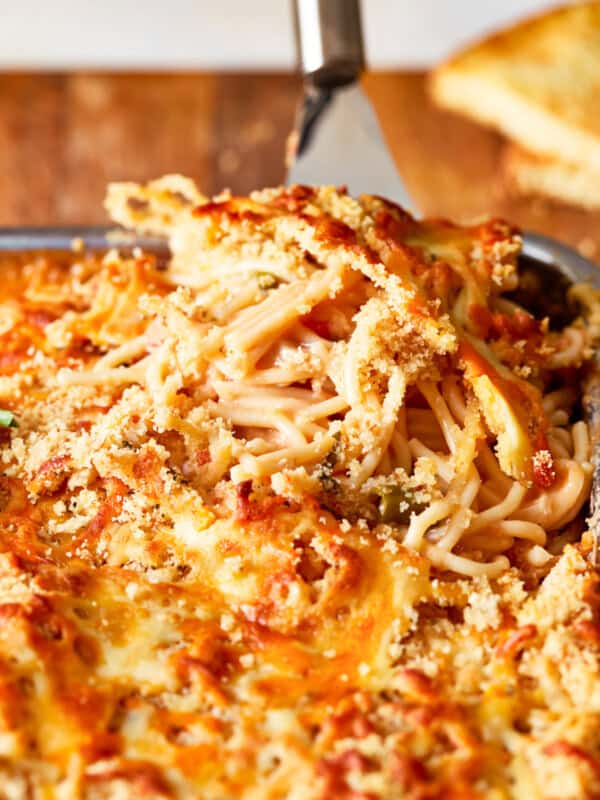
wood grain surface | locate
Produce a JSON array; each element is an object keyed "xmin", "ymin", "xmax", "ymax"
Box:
[{"xmin": 0, "ymin": 71, "xmax": 599, "ymax": 262}]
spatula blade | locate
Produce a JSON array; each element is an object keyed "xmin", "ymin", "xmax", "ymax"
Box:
[{"xmin": 286, "ymin": 83, "xmax": 415, "ymax": 211}]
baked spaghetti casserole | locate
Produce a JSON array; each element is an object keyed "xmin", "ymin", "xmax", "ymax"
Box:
[{"xmin": 0, "ymin": 176, "xmax": 600, "ymax": 799}]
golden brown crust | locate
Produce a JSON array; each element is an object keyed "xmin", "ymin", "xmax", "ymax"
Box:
[{"xmin": 0, "ymin": 181, "xmax": 598, "ymax": 798}]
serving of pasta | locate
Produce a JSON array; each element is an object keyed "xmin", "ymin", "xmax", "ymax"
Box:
[{"xmin": 1, "ymin": 177, "xmax": 600, "ymax": 799}]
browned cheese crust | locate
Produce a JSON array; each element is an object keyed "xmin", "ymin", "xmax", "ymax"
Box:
[{"xmin": 0, "ymin": 178, "xmax": 599, "ymax": 799}]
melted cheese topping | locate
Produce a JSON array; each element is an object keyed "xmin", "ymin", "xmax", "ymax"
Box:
[{"xmin": 0, "ymin": 178, "xmax": 599, "ymax": 799}]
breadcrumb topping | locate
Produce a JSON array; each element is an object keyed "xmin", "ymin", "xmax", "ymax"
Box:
[{"xmin": 0, "ymin": 178, "xmax": 597, "ymax": 799}]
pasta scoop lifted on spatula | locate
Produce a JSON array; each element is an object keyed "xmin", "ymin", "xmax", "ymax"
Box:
[{"xmin": 286, "ymin": 0, "xmax": 600, "ymax": 558}]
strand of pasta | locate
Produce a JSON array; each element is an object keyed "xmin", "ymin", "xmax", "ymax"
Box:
[
  {"xmin": 93, "ymin": 334, "xmax": 148, "ymax": 370},
  {"xmin": 224, "ymin": 264, "xmax": 344, "ymax": 356},
  {"xmin": 296, "ymin": 396, "xmax": 349, "ymax": 423},
  {"xmin": 573, "ymin": 420, "xmax": 591, "ymax": 464},
  {"xmin": 214, "ymin": 393, "xmax": 314, "ymax": 413},
  {"xmin": 212, "ymin": 380, "xmax": 327, "ymax": 405},
  {"xmin": 443, "ymin": 377, "xmax": 469, "ymax": 425},
  {"xmin": 513, "ymin": 459, "xmax": 590, "ymax": 530},
  {"xmin": 478, "ymin": 482, "xmax": 505, "ymax": 507},
  {"xmin": 418, "ymin": 381, "xmax": 462, "ymax": 455},
  {"xmin": 547, "ymin": 326, "xmax": 587, "ymax": 368},
  {"xmin": 487, "ymin": 520, "xmax": 547, "ymax": 545},
  {"xmin": 547, "ymin": 431, "xmax": 572, "ymax": 460},
  {"xmin": 476, "ymin": 445, "xmax": 513, "ymax": 493},
  {"xmin": 435, "ymin": 468, "xmax": 481, "ymax": 551},
  {"xmin": 468, "ymin": 482, "xmax": 527, "ymax": 533},
  {"xmin": 241, "ymin": 366, "xmax": 319, "ymax": 385},
  {"xmin": 409, "ymin": 439, "xmax": 454, "ymax": 483},
  {"xmin": 57, "ymin": 359, "xmax": 150, "ymax": 387},
  {"xmin": 404, "ymin": 499, "xmax": 454, "ymax": 551},
  {"xmin": 542, "ymin": 387, "xmax": 577, "ymax": 415},
  {"xmin": 230, "ymin": 434, "xmax": 335, "ymax": 483},
  {"xmin": 348, "ymin": 368, "xmax": 407, "ymax": 486},
  {"xmin": 208, "ymin": 402, "xmax": 307, "ymax": 448},
  {"xmin": 424, "ymin": 544, "xmax": 510, "ymax": 578},
  {"xmin": 390, "ymin": 429, "xmax": 412, "ymax": 474}
]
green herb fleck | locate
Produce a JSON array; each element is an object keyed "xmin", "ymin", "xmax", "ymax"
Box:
[
  {"xmin": 0, "ymin": 410, "xmax": 17, "ymax": 429},
  {"xmin": 316, "ymin": 445, "xmax": 340, "ymax": 493},
  {"xmin": 377, "ymin": 484, "xmax": 425, "ymax": 524}
]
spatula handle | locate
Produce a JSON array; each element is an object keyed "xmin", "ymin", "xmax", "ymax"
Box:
[{"xmin": 292, "ymin": 0, "xmax": 365, "ymax": 88}]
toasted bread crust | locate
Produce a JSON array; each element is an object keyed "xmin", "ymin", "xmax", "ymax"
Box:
[
  {"xmin": 504, "ymin": 142, "xmax": 600, "ymax": 210},
  {"xmin": 430, "ymin": 2, "xmax": 600, "ymax": 171}
]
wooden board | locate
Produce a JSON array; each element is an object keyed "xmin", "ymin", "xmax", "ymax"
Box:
[{"xmin": 0, "ymin": 71, "xmax": 599, "ymax": 262}]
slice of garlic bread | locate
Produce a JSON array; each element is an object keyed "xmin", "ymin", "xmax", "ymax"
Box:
[
  {"xmin": 504, "ymin": 142, "xmax": 600, "ymax": 209},
  {"xmin": 430, "ymin": 2, "xmax": 600, "ymax": 172}
]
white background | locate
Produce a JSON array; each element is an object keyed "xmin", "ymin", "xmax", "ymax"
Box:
[{"xmin": 0, "ymin": 0, "xmax": 559, "ymax": 69}]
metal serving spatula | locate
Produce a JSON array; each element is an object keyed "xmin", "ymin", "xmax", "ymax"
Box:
[
  {"xmin": 286, "ymin": 0, "xmax": 600, "ymax": 287},
  {"xmin": 287, "ymin": 0, "xmax": 413, "ymax": 207},
  {"xmin": 287, "ymin": 0, "xmax": 600, "ymax": 552}
]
